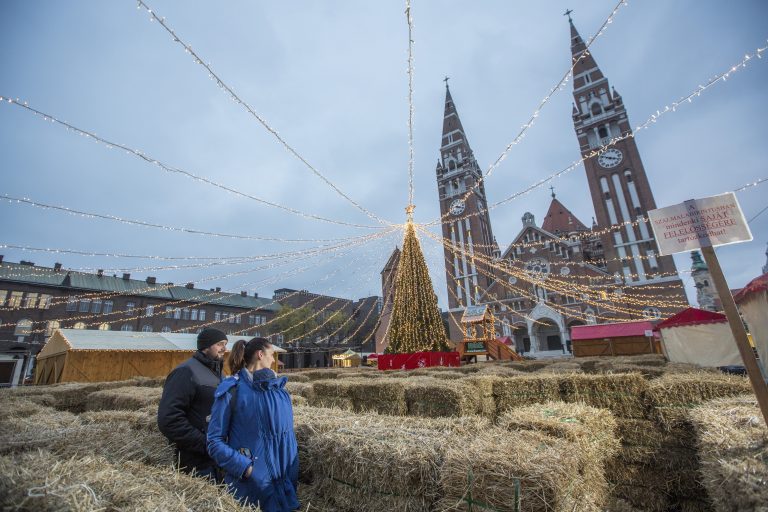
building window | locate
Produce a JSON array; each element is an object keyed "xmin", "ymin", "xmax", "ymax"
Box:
[
  {"xmin": 66, "ymin": 296, "xmax": 78, "ymax": 312},
  {"xmin": 142, "ymin": 325, "xmax": 152, "ymax": 332},
  {"xmin": 0, "ymin": 290, "xmax": 7, "ymax": 307},
  {"xmin": 199, "ymin": 310, "xmax": 206, "ymax": 322},
  {"xmin": 145, "ymin": 305, "xmax": 154, "ymax": 317},
  {"xmin": 642, "ymin": 307, "xmax": 661, "ymax": 320},
  {"xmin": 121, "ymin": 323, "xmax": 134, "ymax": 332},
  {"xmin": 126, "ymin": 301, "xmax": 136, "ymax": 313},
  {"xmin": 39, "ymin": 294, "xmax": 52, "ymax": 309},
  {"xmin": 8, "ymin": 291, "xmax": 24, "ymax": 309},
  {"xmin": 73, "ymin": 322, "xmax": 86, "ymax": 330},
  {"xmin": 190, "ymin": 309, "xmax": 198, "ymax": 321},
  {"xmin": 79, "ymin": 299, "xmax": 91, "ymax": 313},
  {"xmin": 173, "ymin": 308, "xmax": 181, "ymax": 320},
  {"xmin": 249, "ymin": 315, "xmax": 256, "ymax": 325},
  {"xmin": 165, "ymin": 307, "xmax": 174, "ymax": 319},
  {"xmin": 182, "ymin": 308, "xmax": 191, "ymax": 321},
  {"xmin": 161, "ymin": 326, "xmax": 171, "ymax": 333},
  {"xmin": 22, "ymin": 293, "xmax": 38, "ymax": 308},
  {"xmin": 15, "ymin": 318, "xmax": 33, "ymax": 337},
  {"xmin": 91, "ymin": 299, "xmax": 102, "ymax": 313},
  {"xmin": 98, "ymin": 323, "xmax": 110, "ymax": 331},
  {"xmin": 214, "ymin": 311, "xmax": 221, "ymax": 322},
  {"xmin": 103, "ymin": 301, "xmax": 113, "ymax": 314},
  {"xmin": 45, "ymin": 320, "xmax": 60, "ymax": 337}
]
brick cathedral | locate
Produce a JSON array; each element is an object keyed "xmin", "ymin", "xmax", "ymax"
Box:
[{"xmin": 379, "ymin": 18, "xmax": 689, "ymax": 355}]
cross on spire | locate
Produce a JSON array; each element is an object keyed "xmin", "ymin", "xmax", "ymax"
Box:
[
  {"xmin": 563, "ymin": 9, "xmax": 573, "ymax": 22},
  {"xmin": 443, "ymin": 75, "xmax": 450, "ymax": 88},
  {"xmin": 549, "ymin": 185, "xmax": 556, "ymax": 198}
]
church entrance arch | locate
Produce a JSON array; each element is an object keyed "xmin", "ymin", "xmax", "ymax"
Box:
[
  {"xmin": 512, "ymin": 323, "xmax": 530, "ymax": 354},
  {"xmin": 535, "ymin": 318, "xmax": 562, "ymax": 352}
]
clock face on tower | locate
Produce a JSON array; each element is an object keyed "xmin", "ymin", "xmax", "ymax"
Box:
[
  {"xmin": 597, "ymin": 148, "xmax": 623, "ymax": 168},
  {"xmin": 449, "ymin": 198, "xmax": 466, "ymax": 216}
]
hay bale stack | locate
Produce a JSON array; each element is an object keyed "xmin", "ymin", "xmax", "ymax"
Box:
[
  {"xmin": 644, "ymin": 372, "xmax": 752, "ymax": 429},
  {"xmin": 603, "ymin": 364, "xmax": 665, "ymax": 379},
  {"xmin": 0, "ymin": 408, "xmax": 82, "ymax": 455},
  {"xmin": 561, "ymin": 373, "xmax": 648, "ymax": 419},
  {"xmin": 292, "ymin": 395, "xmax": 308, "ymax": 406},
  {"xmin": 429, "ymin": 370, "xmax": 467, "ymax": 380},
  {"xmin": 285, "ymin": 373, "xmax": 311, "ymax": 383},
  {"xmin": 474, "ymin": 365, "xmax": 524, "ymax": 377},
  {"xmin": 462, "ymin": 375, "xmax": 498, "ymax": 417},
  {"xmin": 306, "ymin": 423, "xmax": 447, "ymax": 511},
  {"xmin": 300, "ymin": 369, "xmax": 341, "ymax": 381},
  {"xmin": 0, "ymin": 450, "xmax": 251, "ymax": 512},
  {"xmin": 493, "ymin": 374, "xmax": 561, "ymax": 414},
  {"xmin": 348, "ymin": 380, "xmax": 407, "ymax": 416},
  {"xmin": 308, "ymin": 380, "xmax": 355, "ymax": 410},
  {"xmin": 404, "ymin": 377, "xmax": 479, "ymax": 417},
  {"xmin": 86, "ymin": 386, "xmax": 162, "ymax": 411},
  {"xmin": 508, "ymin": 360, "xmax": 553, "ymax": 372},
  {"xmin": 285, "ymin": 381, "xmax": 315, "ymax": 400},
  {"xmin": 690, "ymin": 395, "xmax": 768, "ymax": 512},
  {"xmin": 611, "ymin": 354, "xmax": 667, "ymax": 367},
  {"xmin": 438, "ymin": 428, "xmax": 603, "ymax": 512},
  {"xmin": 80, "ymin": 409, "xmax": 156, "ymax": 431},
  {"xmin": 538, "ymin": 362, "xmax": 583, "ymax": 374}
]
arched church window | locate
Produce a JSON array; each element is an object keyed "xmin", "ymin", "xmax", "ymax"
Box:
[
  {"xmin": 598, "ymin": 126, "xmax": 608, "ymax": 139},
  {"xmin": 591, "ymin": 103, "xmax": 603, "ymax": 116},
  {"xmin": 448, "ymin": 160, "xmax": 456, "ymax": 170}
]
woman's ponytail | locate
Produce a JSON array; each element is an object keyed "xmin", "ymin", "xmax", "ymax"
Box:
[{"xmin": 228, "ymin": 339, "xmax": 248, "ymax": 374}]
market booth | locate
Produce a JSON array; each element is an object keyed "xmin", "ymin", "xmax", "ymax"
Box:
[
  {"xmin": 734, "ymin": 273, "xmax": 768, "ymax": 367},
  {"xmin": 332, "ymin": 349, "xmax": 362, "ymax": 368},
  {"xmin": 34, "ymin": 329, "xmax": 284, "ymax": 384},
  {"xmin": 570, "ymin": 320, "xmax": 658, "ymax": 357},
  {"xmin": 655, "ymin": 307, "xmax": 740, "ymax": 367}
]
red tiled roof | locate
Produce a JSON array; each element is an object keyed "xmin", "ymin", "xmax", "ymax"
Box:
[
  {"xmin": 570, "ymin": 321, "xmax": 656, "ymax": 341},
  {"xmin": 656, "ymin": 307, "xmax": 726, "ymax": 329},
  {"xmin": 541, "ymin": 198, "xmax": 589, "ymax": 234}
]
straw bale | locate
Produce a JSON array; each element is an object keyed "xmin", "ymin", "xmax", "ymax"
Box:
[
  {"xmin": 607, "ymin": 364, "xmax": 665, "ymax": 379},
  {"xmin": 438, "ymin": 428, "xmax": 604, "ymax": 512},
  {"xmin": 492, "ymin": 374, "xmax": 562, "ymax": 414},
  {"xmin": 348, "ymin": 380, "xmax": 407, "ymax": 415},
  {"xmin": 0, "ymin": 409, "xmax": 82, "ymax": 454},
  {"xmin": 292, "ymin": 394, "xmax": 308, "ymax": 406},
  {"xmin": 674, "ymin": 499, "xmax": 715, "ymax": 512},
  {"xmin": 285, "ymin": 372, "xmax": 311, "ymax": 383},
  {"xmin": 305, "ymin": 422, "xmax": 448, "ymax": 511},
  {"xmin": 285, "ymin": 381, "xmax": 315, "ymax": 399},
  {"xmin": 644, "ymin": 372, "xmax": 753, "ymax": 428},
  {"xmin": 80, "ymin": 409, "xmax": 156, "ymax": 431},
  {"xmin": 308, "ymin": 380, "xmax": 355, "ymax": 410},
  {"xmin": 404, "ymin": 377, "xmax": 479, "ymax": 417},
  {"xmin": 611, "ymin": 354, "xmax": 667, "ymax": 367},
  {"xmin": 538, "ymin": 362, "xmax": 583, "ymax": 374},
  {"xmin": 429, "ymin": 370, "xmax": 468, "ymax": 380},
  {"xmin": 296, "ymin": 481, "xmax": 334, "ymax": 511},
  {"xmin": 455, "ymin": 364, "xmax": 483, "ymax": 374},
  {"xmin": 474, "ymin": 365, "xmax": 524, "ymax": 377},
  {"xmin": 508, "ymin": 360, "xmax": 553, "ymax": 372},
  {"xmin": 662, "ymin": 362, "xmax": 718, "ymax": 374},
  {"xmin": 495, "ymin": 401, "xmax": 619, "ymax": 467},
  {"xmin": 605, "ymin": 498, "xmax": 644, "ymax": 512},
  {"xmin": 610, "ymin": 484, "xmax": 670, "ymax": 512},
  {"xmin": 311, "ymin": 477, "xmax": 425, "ymax": 512},
  {"xmin": 0, "ymin": 394, "xmax": 55, "ymax": 419},
  {"xmin": 86, "ymin": 386, "xmax": 162, "ymax": 411},
  {"xmin": 561, "ymin": 373, "xmax": 648, "ymax": 418},
  {"xmin": 689, "ymin": 395, "xmax": 768, "ymax": 512},
  {"xmin": 300, "ymin": 369, "xmax": 341, "ymax": 381},
  {"xmin": 0, "ymin": 450, "xmax": 253, "ymax": 512},
  {"xmin": 462, "ymin": 375, "xmax": 498, "ymax": 417}
]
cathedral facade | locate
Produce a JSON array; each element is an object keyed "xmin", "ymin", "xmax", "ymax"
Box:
[{"xmin": 429, "ymin": 19, "xmax": 689, "ymax": 356}]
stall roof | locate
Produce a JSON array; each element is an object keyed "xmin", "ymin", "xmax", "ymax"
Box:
[
  {"xmin": 656, "ymin": 307, "xmax": 726, "ymax": 330},
  {"xmin": 733, "ymin": 273, "xmax": 768, "ymax": 304},
  {"xmin": 39, "ymin": 329, "xmax": 285, "ymax": 358},
  {"xmin": 571, "ymin": 321, "xmax": 656, "ymax": 341}
]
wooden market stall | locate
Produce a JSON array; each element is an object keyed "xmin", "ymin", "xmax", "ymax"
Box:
[
  {"xmin": 332, "ymin": 349, "xmax": 362, "ymax": 368},
  {"xmin": 34, "ymin": 329, "xmax": 284, "ymax": 384},
  {"xmin": 570, "ymin": 320, "xmax": 659, "ymax": 357}
]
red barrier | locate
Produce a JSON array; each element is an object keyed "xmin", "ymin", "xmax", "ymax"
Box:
[{"xmin": 377, "ymin": 351, "xmax": 460, "ymax": 371}]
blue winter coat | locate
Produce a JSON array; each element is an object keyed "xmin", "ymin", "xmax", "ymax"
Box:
[{"xmin": 207, "ymin": 368, "xmax": 299, "ymax": 512}]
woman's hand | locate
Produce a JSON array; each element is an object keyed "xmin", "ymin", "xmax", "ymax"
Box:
[{"xmin": 243, "ymin": 465, "xmax": 253, "ymax": 479}]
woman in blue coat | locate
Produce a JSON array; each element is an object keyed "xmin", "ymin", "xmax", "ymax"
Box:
[{"xmin": 207, "ymin": 337, "xmax": 299, "ymax": 511}]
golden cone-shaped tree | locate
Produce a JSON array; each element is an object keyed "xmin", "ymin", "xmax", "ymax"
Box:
[{"xmin": 385, "ymin": 220, "xmax": 449, "ymax": 353}]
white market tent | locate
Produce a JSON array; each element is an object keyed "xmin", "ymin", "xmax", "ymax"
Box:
[
  {"xmin": 656, "ymin": 308, "xmax": 741, "ymax": 367},
  {"xmin": 734, "ymin": 273, "xmax": 768, "ymax": 368}
]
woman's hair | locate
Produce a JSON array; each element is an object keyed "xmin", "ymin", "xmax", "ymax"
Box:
[{"xmin": 228, "ymin": 337, "xmax": 272, "ymax": 374}]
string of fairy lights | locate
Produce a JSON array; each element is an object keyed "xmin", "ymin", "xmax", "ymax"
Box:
[
  {"xmin": 133, "ymin": 0, "xmax": 390, "ymax": 228},
  {"xmin": 1, "ymin": 4, "xmax": 765, "ymax": 350},
  {"xmin": 426, "ymin": 39, "xmax": 768, "ymax": 228}
]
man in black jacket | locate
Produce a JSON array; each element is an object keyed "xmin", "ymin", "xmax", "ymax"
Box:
[{"xmin": 158, "ymin": 328, "xmax": 228, "ymax": 478}]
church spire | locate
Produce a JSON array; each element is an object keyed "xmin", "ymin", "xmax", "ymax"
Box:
[
  {"xmin": 569, "ymin": 17, "xmax": 603, "ymax": 81},
  {"xmin": 440, "ymin": 80, "xmax": 473, "ymax": 161}
]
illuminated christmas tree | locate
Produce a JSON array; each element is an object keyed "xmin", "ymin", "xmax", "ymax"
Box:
[{"xmin": 385, "ymin": 209, "xmax": 449, "ymax": 353}]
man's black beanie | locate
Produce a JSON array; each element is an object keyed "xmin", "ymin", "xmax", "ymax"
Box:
[{"xmin": 197, "ymin": 328, "xmax": 228, "ymax": 351}]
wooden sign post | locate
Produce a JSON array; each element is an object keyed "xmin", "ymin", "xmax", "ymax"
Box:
[{"xmin": 648, "ymin": 192, "xmax": 768, "ymax": 426}]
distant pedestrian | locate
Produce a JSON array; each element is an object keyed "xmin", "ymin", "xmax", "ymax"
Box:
[
  {"xmin": 208, "ymin": 337, "xmax": 299, "ymax": 512},
  {"xmin": 157, "ymin": 327, "xmax": 228, "ymax": 479}
]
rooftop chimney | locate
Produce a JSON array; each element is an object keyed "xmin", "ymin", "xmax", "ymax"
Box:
[
  {"xmin": 215, "ymin": 287, "xmax": 221, "ymax": 292},
  {"xmin": 253, "ymin": 292, "xmax": 259, "ymax": 298},
  {"xmin": 54, "ymin": 262, "xmax": 62, "ymax": 272},
  {"xmin": 122, "ymin": 273, "xmax": 130, "ymax": 280},
  {"xmin": 240, "ymin": 291, "xmax": 247, "ymax": 297},
  {"xmin": 185, "ymin": 282, "xmax": 194, "ymax": 289},
  {"xmin": 0, "ymin": 255, "xmax": 5, "ymax": 264},
  {"xmin": 20, "ymin": 260, "xmax": 35, "ymax": 266},
  {"xmin": 146, "ymin": 276, "xmax": 156, "ymax": 285},
  {"xmin": 97, "ymin": 269, "xmax": 103, "ymax": 277}
]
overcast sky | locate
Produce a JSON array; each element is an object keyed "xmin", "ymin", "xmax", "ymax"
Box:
[{"xmin": 1, "ymin": 1, "xmax": 766, "ymax": 309}]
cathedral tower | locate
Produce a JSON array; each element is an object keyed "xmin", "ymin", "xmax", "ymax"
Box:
[
  {"xmin": 435, "ymin": 84, "xmax": 498, "ymax": 312},
  {"xmin": 569, "ymin": 18, "xmax": 683, "ymax": 292}
]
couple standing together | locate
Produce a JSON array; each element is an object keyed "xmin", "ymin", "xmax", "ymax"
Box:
[{"xmin": 157, "ymin": 328, "xmax": 299, "ymax": 512}]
